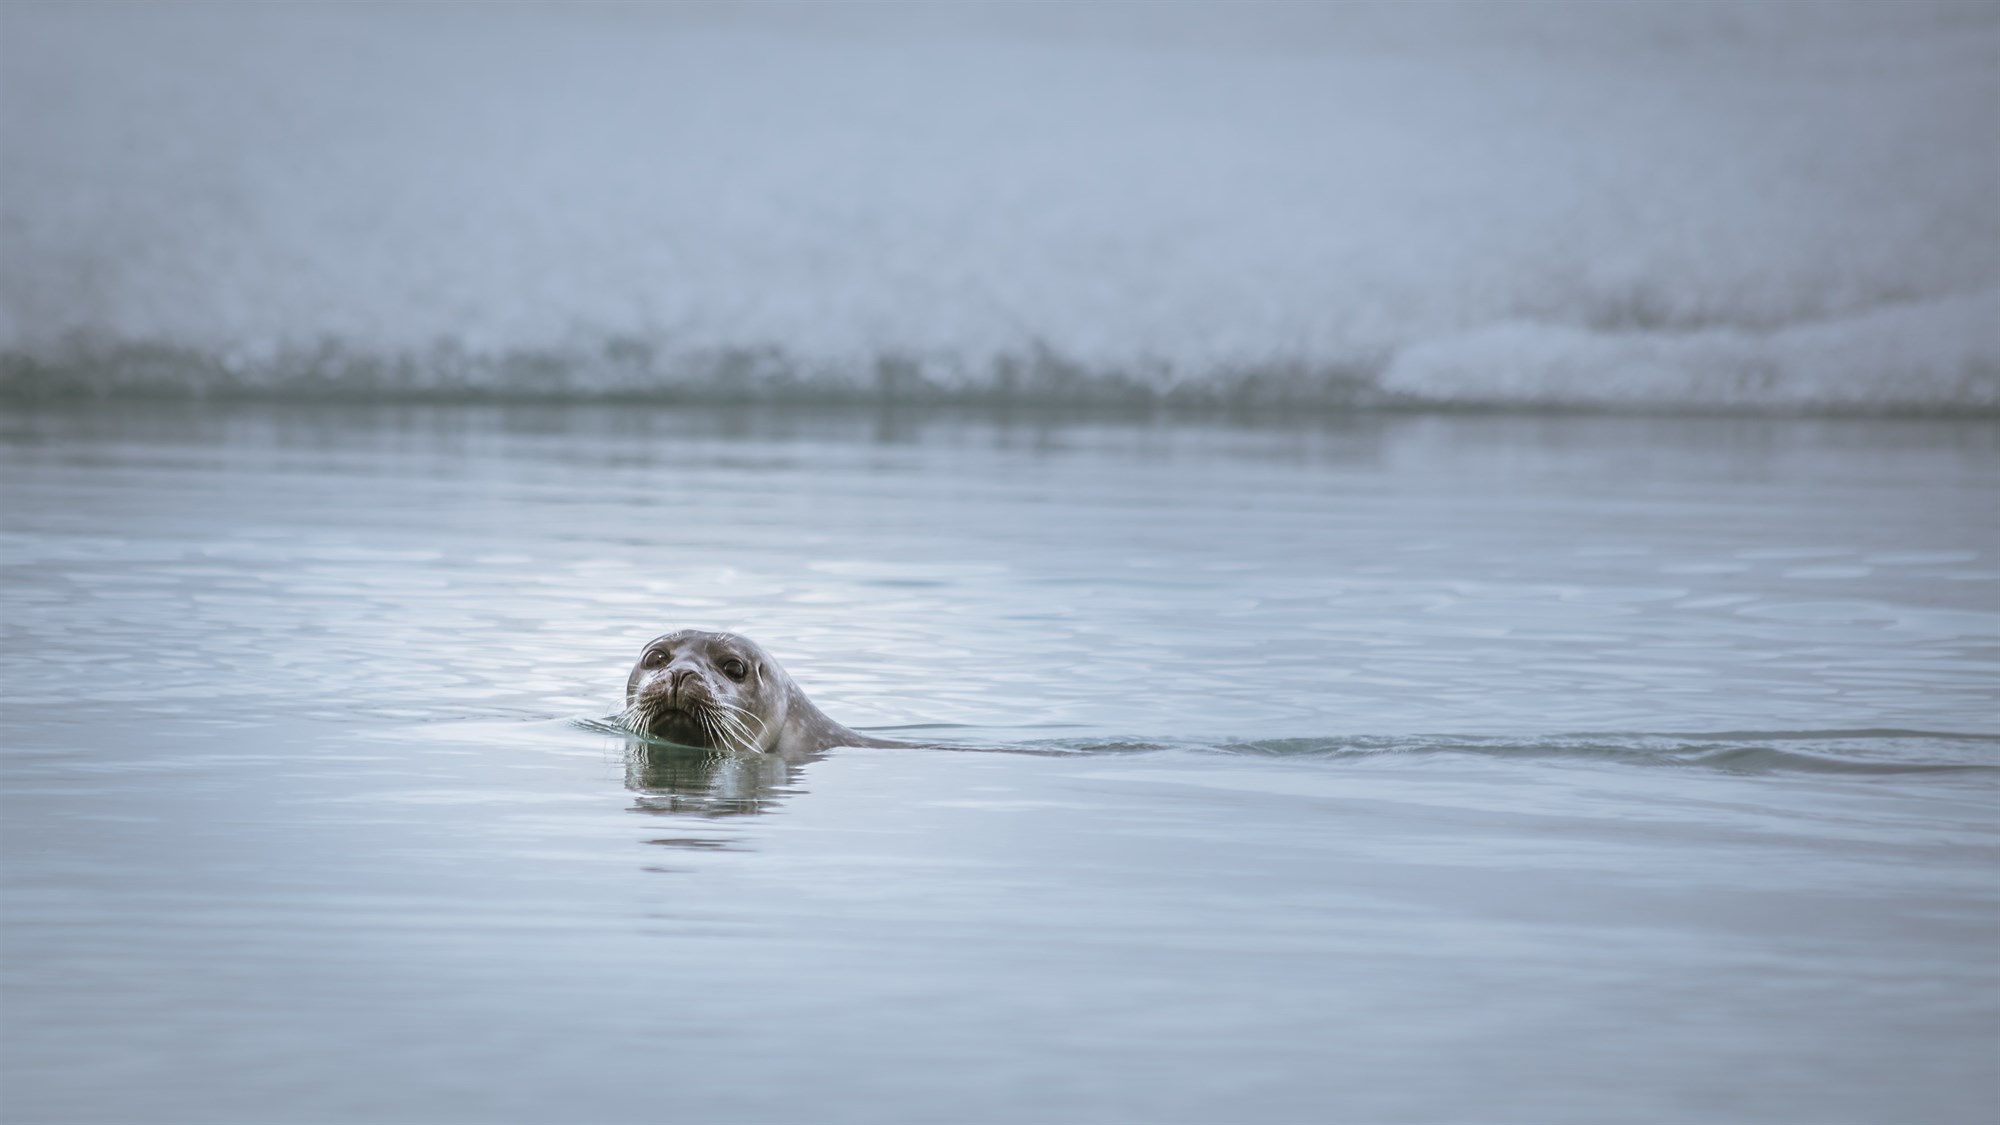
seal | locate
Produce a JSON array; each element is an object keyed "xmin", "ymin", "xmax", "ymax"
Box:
[{"xmin": 621, "ymin": 630, "xmax": 908, "ymax": 755}]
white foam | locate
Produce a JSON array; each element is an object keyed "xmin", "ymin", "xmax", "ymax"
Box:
[{"xmin": 2, "ymin": 1, "xmax": 1995, "ymax": 408}]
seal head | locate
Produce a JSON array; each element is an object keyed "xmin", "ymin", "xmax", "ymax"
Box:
[{"xmin": 622, "ymin": 630, "xmax": 904, "ymax": 755}]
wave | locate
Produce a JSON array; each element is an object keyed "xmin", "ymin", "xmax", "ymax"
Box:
[
  {"xmin": 1173, "ymin": 729, "xmax": 2000, "ymax": 775},
  {"xmin": 587, "ymin": 717, "xmax": 1999, "ymax": 776},
  {"xmin": 3, "ymin": 2, "xmax": 1996, "ymax": 413}
]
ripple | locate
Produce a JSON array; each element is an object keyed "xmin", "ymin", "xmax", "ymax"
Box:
[
  {"xmin": 1162, "ymin": 730, "xmax": 2000, "ymax": 775},
  {"xmin": 1782, "ymin": 565, "xmax": 1873, "ymax": 579}
]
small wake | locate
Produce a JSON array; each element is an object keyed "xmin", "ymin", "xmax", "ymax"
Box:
[
  {"xmin": 1160, "ymin": 729, "xmax": 2000, "ymax": 776},
  {"xmin": 579, "ymin": 715, "xmax": 1999, "ymax": 776}
]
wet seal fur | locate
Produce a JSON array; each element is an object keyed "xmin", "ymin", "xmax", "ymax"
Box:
[{"xmin": 622, "ymin": 630, "xmax": 909, "ymax": 754}]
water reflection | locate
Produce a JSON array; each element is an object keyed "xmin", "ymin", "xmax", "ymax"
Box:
[{"xmin": 623, "ymin": 738, "xmax": 821, "ymax": 819}]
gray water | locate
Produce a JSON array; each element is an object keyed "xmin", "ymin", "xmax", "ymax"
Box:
[{"xmin": 1, "ymin": 406, "xmax": 1994, "ymax": 1124}]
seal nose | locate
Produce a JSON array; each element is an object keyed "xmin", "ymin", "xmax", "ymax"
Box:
[{"xmin": 669, "ymin": 667, "xmax": 700, "ymax": 706}]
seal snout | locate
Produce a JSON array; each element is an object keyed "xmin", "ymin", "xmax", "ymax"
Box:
[
  {"xmin": 639, "ymin": 666, "xmax": 710, "ymax": 714},
  {"xmin": 669, "ymin": 667, "xmax": 701, "ymax": 706}
]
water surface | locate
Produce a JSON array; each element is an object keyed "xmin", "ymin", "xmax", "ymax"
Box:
[{"xmin": 2, "ymin": 406, "xmax": 1995, "ymax": 1123}]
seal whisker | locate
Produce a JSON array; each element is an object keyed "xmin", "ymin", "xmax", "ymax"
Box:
[
  {"xmin": 634, "ymin": 700, "xmax": 663, "ymax": 733},
  {"xmin": 714, "ymin": 700, "xmax": 770, "ymax": 747},
  {"xmin": 725, "ymin": 708, "xmax": 766, "ymax": 754},
  {"xmin": 618, "ymin": 703, "xmax": 647, "ymax": 734},
  {"xmin": 708, "ymin": 706, "xmax": 757, "ymax": 755},
  {"xmin": 708, "ymin": 692, "xmax": 760, "ymax": 744},
  {"xmin": 699, "ymin": 706, "xmax": 729, "ymax": 747},
  {"xmin": 717, "ymin": 711, "xmax": 757, "ymax": 756},
  {"xmin": 695, "ymin": 700, "xmax": 743, "ymax": 755}
]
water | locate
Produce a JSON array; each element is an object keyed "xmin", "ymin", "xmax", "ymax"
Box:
[
  {"xmin": 4, "ymin": 2, "xmax": 1997, "ymax": 410},
  {"xmin": 1, "ymin": 405, "xmax": 1994, "ymax": 1123}
]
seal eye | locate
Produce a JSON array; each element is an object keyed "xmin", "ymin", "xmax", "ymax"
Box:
[
  {"xmin": 642, "ymin": 649, "xmax": 668, "ymax": 669},
  {"xmin": 720, "ymin": 658, "xmax": 748, "ymax": 681}
]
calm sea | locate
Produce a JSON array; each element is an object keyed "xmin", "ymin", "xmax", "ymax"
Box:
[{"xmin": 1, "ymin": 405, "xmax": 1993, "ymax": 1124}]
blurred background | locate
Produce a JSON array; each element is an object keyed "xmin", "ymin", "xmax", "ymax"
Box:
[
  {"xmin": 2, "ymin": 4, "xmax": 1996, "ymax": 1124},
  {"xmin": 3, "ymin": 0, "xmax": 1995, "ymax": 408}
]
